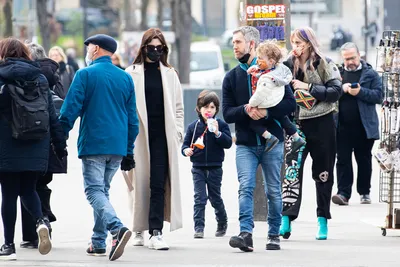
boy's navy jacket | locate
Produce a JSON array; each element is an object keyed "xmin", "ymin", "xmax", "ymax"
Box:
[
  {"xmin": 222, "ymin": 61, "xmax": 296, "ymax": 146},
  {"xmin": 181, "ymin": 118, "xmax": 232, "ymax": 167}
]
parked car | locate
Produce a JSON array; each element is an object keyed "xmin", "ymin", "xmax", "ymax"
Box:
[
  {"xmin": 190, "ymin": 41, "xmax": 226, "ymax": 88},
  {"xmin": 220, "ymin": 29, "xmax": 234, "ymax": 47}
]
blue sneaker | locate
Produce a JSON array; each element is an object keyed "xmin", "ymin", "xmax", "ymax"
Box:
[
  {"xmin": 316, "ymin": 217, "xmax": 328, "ymax": 240},
  {"xmin": 279, "ymin": 215, "xmax": 291, "ymax": 239},
  {"xmin": 265, "ymin": 135, "xmax": 279, "ymax": 152}
]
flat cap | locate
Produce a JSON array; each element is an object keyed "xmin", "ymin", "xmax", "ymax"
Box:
[{"xmin": 84, "ymin": 34, "xmax": 117, "ymax": 54}]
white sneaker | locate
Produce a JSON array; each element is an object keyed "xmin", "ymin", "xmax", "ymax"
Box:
[
  {"xmin": 132, "ymin": 232, "xmax": 144, "ymax": 246},
  {"xmin": 148, "ymin": 230, "xmax": 169, "ymax": 250},
  {"xmin": 36, "ymin": 223, "xmax": 52, "ymax": 255}
]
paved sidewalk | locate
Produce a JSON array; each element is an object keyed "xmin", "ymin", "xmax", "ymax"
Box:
[{"xmin": 1, "ymin": 119, "xmax": 399, "ymax": 267}]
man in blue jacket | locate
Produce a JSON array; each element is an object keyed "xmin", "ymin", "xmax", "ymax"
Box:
[
  {"xmin": 332, "ymin": 42, "xmax": 383, "ymax": 206},
  {"xmin": 59, "ymin": 34, "xmax": 139, "ymax": 261},
  {"xmin": 223, "ymin": 26, "xmax": 296, "ymax": 252}
]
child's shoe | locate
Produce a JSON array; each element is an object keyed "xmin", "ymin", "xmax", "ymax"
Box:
[
  {"xmin": 265, "ymin": 135, "xmax": 279, "ymax": 152},
  {"xmin": 194, "ymin": 231, "xmax": 204, "ymax": 239},
  {"xmin": 279, "ymin": 215, "xmax": 291, "ymax": 239},
  {"xmin": 316, "ymin": 217, "xmax": 328, "ymax": 240},
  {"xmin": 215, "ymin": 223, "xmax": 227, "ymax": 237},
  {"xmin": 291, "ymin": 137, "xmax": 306, "ymax": 152}
]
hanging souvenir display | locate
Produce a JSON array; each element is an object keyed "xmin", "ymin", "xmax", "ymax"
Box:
[
  {"xmin": 242, "ymin": 2, "xmax": 287, "ymax": 47},
  {"xmin": 376, "ymin": 30, "xmax": 400, "ymax": 236}
]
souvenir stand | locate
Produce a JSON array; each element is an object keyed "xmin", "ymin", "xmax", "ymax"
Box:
[
  {"xmin": 375, "ymin": 30, "xmax": 400, "ymax": 236},
  {"xmin": 241, "ymin": 2, "xmax": 288, "ymax": 48}
]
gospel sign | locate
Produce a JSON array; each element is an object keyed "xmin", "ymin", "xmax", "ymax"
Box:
[{"xmin": 246, "ymin": 4, "xmax": 286, "ymax": 20}]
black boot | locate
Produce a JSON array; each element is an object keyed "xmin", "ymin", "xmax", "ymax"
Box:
[
  {"xmin": 0, "ymin": 243, "xmax": 16, "ymax": 260},
  {"xmin": 229, "ymin": 232, "xmax": 253, "ymax": 252},
  {"xmin": 215, "ymin": 223, "xmax": 227, "ymax": 237}
]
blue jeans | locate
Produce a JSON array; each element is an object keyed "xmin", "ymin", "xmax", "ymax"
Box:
[
  {"xmin": 236, "ymin": 143, "xmax": 284, "ymax": 236},
  {"xmin": 82, "ymin": 155, "xmax": 124, "ymax": 249},
  {"xmin": 192, "ymin": 167, "xmax": 227, "ymax": 232}
]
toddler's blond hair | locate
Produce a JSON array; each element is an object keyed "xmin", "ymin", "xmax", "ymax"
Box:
[{"xmin": 256, "ymin": 40, "xmax": 286, "ymax": 63}]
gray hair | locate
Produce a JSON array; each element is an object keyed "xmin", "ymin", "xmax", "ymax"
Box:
[
  {"xmin": 233, "ymin": 26, "xmax": 260, "ymax": 47},
  {"xmin": 26, "ymin": 42, "xmax": 47, "ymax": 60},
  {"xmin": 340, "ymin": 42, "xmax": 360, "ymax": 53}
]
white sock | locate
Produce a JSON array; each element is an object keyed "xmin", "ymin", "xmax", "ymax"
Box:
[{"xmin": 262, "ymin": 131, "xmax": 272, "ymax": 139}]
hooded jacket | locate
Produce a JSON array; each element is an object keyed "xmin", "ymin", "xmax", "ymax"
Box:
[
  {"xmin": 36, "ymin": 58, "xmax": 68, "ymax": 173},
  {"xmin": 0, "ymin": 58, "xmax": 66, "ymax": 172},
  {"xmin": 249, "ymin": 63, "xmax": 293, "ymax": 108}
]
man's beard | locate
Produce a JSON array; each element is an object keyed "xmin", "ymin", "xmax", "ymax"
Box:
[
  {"xmin": 235, "ymin": 51, "xmax": 246, "ymax": 60},
  {"xmin": 347, "ymin": 64, "xmax": 357, "ymax": 70}
]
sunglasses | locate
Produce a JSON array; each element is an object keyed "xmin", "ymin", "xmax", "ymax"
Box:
[{"xmin": 146, "ymin": 45, "xmax": 164, "ymax": 53}]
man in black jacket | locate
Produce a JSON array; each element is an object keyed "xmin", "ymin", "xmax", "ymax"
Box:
[
  {"xmin": 332, "ymin": 42, "xmax": 382, "ymax": 206},
  {"xmin": 223, "ymin": 26, "xmax": 296, "ymax": 252}
]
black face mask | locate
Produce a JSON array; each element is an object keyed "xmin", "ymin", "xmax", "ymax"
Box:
[
  {"xmin": 238, "ymin": 53, "xmax": 251, "ymax": 64},
  {"xmin": 147, "ymin": 50, "xmax": 163, "ymax": 62}
]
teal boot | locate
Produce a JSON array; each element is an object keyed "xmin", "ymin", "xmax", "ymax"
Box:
[
  {"xmin": 279, "ymin": 216, "xmax": 291, "ymax": 239},
  {"xmin": 316, "ymin": 217, "xmax": 328, "ymax": 240}
]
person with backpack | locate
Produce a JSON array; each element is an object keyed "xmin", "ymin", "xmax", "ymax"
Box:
[
  {"xmin": 15, "ymin": 42, "xmax": 68, "ymax": 250},
  {"xmin": 0, "ymin": 37, "xmax": 67, "ymax": 260}
]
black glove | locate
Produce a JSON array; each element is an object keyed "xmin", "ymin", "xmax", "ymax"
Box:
[
  {"xmin": 55, "ymin": 147, "xmax": 68, "ymax": 160},
  {"xmin": 121, "ymin": 154, "xmax": 135, "ymax": 171}
]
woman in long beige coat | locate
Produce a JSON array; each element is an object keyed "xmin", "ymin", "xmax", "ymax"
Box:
[{"xmin": 125, "ymin": 28, "xmax": 184, "ymax": 250}]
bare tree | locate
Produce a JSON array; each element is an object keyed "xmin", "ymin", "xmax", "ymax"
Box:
[
  {"xmin": 157, "ymin": 0, "xmax": 163, "ymax": 28},
  {"xmin": 37, "ymin": 0, "xmax": 51, "ymax": 52},
  {"xmin": 140, "ymin": 0, "xmax": 149, "ymax": 30},
  {"xmin": 3, "ymin": 0, "xmax": 13, "ymax": 37},
  {"xmin": 172, "ymin": 0, "xmax": 191, "ymax": 84},
  {"xmin": 123, "ymin": 0, "xmax": 137, "ymax": 31}
]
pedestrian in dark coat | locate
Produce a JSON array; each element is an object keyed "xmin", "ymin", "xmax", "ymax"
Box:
[
  {"xmin": 17, "ymin": 43, "xmax": 68, "ymax": 250},
  {"xmin": 0, "ymin": 38, "xmax": 66, "ymax": 260}
]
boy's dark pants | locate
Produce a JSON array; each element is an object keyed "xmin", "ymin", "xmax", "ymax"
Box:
[
  {"xmin": 250, "ymin": 115, "xmax": 297, "ymax": 137},
  {"xmin": 192, "ymin": 167, "xmax": 227, "ymax": 232}
]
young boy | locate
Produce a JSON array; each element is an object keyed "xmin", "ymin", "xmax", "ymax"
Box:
[
  {"xmin": 181, "ymin": 90, "xmax": 232, "ymax": 239},
  {"xmin": 246, "ymin": 40, "xmax": 306, "ymax": 152}
]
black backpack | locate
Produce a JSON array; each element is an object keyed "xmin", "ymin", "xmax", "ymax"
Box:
[{"xmin": 6, "ymin": 79, "xmax": 50, "ymax": 140}]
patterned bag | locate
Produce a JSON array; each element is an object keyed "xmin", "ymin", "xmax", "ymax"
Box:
[{"xmin": 294, "ymin": 89, "xmax": 316, "ymax": 110}]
